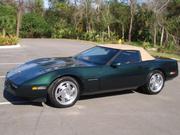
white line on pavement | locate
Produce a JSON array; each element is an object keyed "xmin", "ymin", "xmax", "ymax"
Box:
[
  {"xmin": 0, "ymin": 63, "xmax": 23, "ymax": 65},
  {"xmin": 0, "ymin": 102, "xmax": 11, "ymax": 105},
  {"xmin": 0, "ymin": 101, "xmax": 29, "ymax": 105},
  {"xmin": 0, "ymin": 76, "xmax": 5, "ymax": 79}
]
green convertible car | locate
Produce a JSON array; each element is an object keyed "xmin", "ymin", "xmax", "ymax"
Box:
[{"xmin": 5, "ymin": 45, "xmax": 178, "ymax": 108}]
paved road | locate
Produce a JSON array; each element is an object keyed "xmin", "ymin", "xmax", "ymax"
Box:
[{"xmin": 0, "ymin": 39, "xmax": 180, "ymax": 135}]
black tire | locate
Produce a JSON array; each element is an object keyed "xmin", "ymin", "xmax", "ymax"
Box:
[
  {"xmin": 48, "ymin": 76, "xmax": 80, "ymax": 108},
  {"xmin": 142, "ymin": 70, "xmax": 165, "ymax": 95}
]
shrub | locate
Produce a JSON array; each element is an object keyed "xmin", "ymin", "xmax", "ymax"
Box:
[
  {"xmin": 142, "ymin": 42, "xmax": 153, "ymax": 49},
  {"xmin": 80, "ymin": 31, "xmax": 118, "ymax": 42},
  {"xmin": 20, "ymin": 13, "xmax": 50, "ymax": 38},
  {"xmin": 52, "ymin": 20, "xmax": 78, "ymax": 39},
  {"xmin": 0, "ymin": 35, "xmax": 19, "ymax": 45},
  {"xmin": 82, "ymin": 31, "xmax": 97, "ymax": 41},
  {"xmin": 0, "ymin": 5, "xmax": 16, "ymax": 36}
]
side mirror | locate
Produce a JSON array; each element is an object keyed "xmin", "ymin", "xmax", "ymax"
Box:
[{"xmin": 110, "ymin": 63, "xmax": 121, "ymax": 68}]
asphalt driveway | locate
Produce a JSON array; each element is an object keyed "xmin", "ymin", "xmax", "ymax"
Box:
[{"xmin": 0, "ymin": 39, "xmax": 180, "ymax": 135}]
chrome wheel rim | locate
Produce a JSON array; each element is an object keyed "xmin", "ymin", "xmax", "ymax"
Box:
[
  {"xmin": 55, "ymin": 81, "xmax": 78, "ymax": 105},
  {"xmin": 149, "ymin": 73, "xmax": 164, "ymax": 92}
]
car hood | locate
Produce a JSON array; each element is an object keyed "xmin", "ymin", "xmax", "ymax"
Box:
[{"xmin": 7, "ymin": 57, "xmax": 92, "ymax": 85}]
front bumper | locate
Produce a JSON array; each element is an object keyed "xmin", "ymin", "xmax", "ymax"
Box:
[{"xmin": 4, "ymin": 78, "xmax": 47, "ymax": 102}]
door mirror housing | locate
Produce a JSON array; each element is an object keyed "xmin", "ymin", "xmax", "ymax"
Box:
[{"xmin": 110, "ymin": 63, "xmax": 121, "ymax": 68}]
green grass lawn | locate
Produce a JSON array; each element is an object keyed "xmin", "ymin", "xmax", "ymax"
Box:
[
  {"xmin": 148, "ymin": 50, "xmax": 180, "ymax": 61},
  {"xmin": 124, "ymin": 41, "xmax": 180, "ymax": 61}
]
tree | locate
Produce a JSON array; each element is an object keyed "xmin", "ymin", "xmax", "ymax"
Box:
[
  {"xmin": 25, "ymin": 0, "xmax": 44, "ymax": 15},
  {"xmin": 165, "ymin": 0, "xmax": 180, "ymax": 46},
  {"xmin": 20, "ymin": 13, "xmax": 49, "ymax": 38},
  {"xmin": 16, "ymin": 0, "xmax": 24, "ymax": 37},
  {"xmin": 133, "ymin": 4, "xmax": 153, "ymax": 42},
  {"xmin": 1, "ymin": 0, "xmax": 179, "ymax": 51},
  {"xmin": 95, "ymin": 0, "xmax": 113, "ymax": 38},
  {"xmin": 109, "ymin": 1, "xmax": 129, "ymax": 39},
  {"xmin": 128, "ymin": 0, "xmax": 136, "ymax": 42},
  {"xmin": 0, "ymin": 4, "xmax": 16, "ymax": 36},
  {"xmin": 147, "ymin": 0, "xmax": 171, "ymax": 46}
]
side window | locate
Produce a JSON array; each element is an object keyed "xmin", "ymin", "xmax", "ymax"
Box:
[{"xmin": 112, "ymin": 51, "xmax": 141, "ymax": 65}]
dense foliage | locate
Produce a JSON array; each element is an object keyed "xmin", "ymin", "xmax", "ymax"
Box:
[
  {"xmin": 0, "ymin": 4, "xmax": 16, "ymax": 36},
  {"xmin": 0, "ymin": 0, "xmax": 179, "ymax": 51},
  {"xmin": 21, "ymin": 13, "xmax": 50, "ymax": 38}
]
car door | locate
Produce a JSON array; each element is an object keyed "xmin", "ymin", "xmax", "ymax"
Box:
[{"xmin": 100, "ymin": 51, "xmax": 146, "ymax": 91}]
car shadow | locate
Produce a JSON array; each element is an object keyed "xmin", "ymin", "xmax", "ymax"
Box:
[
  {"xmin": 3, "ymin": 89, "xmax": 43, "ymax": 107},
  {"xmin": 44, "ymin": 89, "xmax": 135, "ymax": 108},
  {"xmin": 3, "ymin": 88, "xmax": 141, "ymax": 107},
  {"xmin": 80, "ymin": 90, "xmax": 134, "ymax": 100}
]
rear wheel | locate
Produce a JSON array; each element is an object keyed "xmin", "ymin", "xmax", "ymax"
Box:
[
  {"xmin": 143, "ymin": 70, "xmax": 165, "ymax": 94},
  {"xmin": 48, "ymin": 77, "xmax": 80, "ymax": 108}
]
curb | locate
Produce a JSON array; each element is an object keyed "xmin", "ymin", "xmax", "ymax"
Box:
[{"xmin": 0, "ymin": 44, "xmax": 21, "ymax": 49}]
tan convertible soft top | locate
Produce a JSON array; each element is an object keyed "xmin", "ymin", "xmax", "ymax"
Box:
[{"xmin": 98, "ymin": 44, "xmax": 155, "ymax": 61}]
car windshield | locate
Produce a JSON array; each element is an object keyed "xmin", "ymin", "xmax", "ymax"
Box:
[{"xmin": 75, "ymin": 46, "xmax": 119, "ymax": 65}]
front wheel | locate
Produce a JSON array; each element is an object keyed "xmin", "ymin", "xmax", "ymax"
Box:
[
  {"xmin": 48, "ymin": 77, "xmax": 80, "ymax": 108},
  {"xmin": 143, "ymin": 70, "xmax": 165, "ymax": 94}
]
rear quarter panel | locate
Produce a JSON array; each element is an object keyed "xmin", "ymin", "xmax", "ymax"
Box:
[{"xmin": 141, "ymin": 58, "xmax": 178, "ymax": 81}]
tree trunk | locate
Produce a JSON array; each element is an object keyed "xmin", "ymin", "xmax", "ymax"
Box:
[
  {"xmin": 102, "ymin": 32, "xmax": 104, "ymax": 42},
  {"xmin": 153, "ymin": 24, "xmax": 157, "ymax": 46},
  {"xmin": 16, "ymin": 9, "xmax": 21, "ymax": 37},
  {"xmin": 2, "ymin": 28, "xmax": 6, "ymax": 37},
  {"xmin": 108, "ymin": 25, "xmax": 110, "ymax": 38},
  {"xmin": 128, "ymin": 13, "xmax": 133, "ymax": 42},
  {"xmin": 85, "ymin": 0, "xmax": 89, "ymax": 33},
  {"xmin": 160, "ymin": 27, "xmax": 164, "ymax": 46},
  {"xmin": 172, "ymin": 36, "xmax": 177, "ymax": 46},
  {"xmin": 165, "ymin": 30, "xmax": 169, "ymax": 47},
  {"xmin": 128, "ymin": 0, "xmax": 136, "ymax": 42},
  {"xmin": 122, "ymin": 24, "xmax": 125, "ymax": 39},
  {"xmin": 87, "ymin": 23, "xmax": 91, "ymax": 32},
  {"xmin": 16, "ymin": 1, "xmax": 23, "ymax": 38}
]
